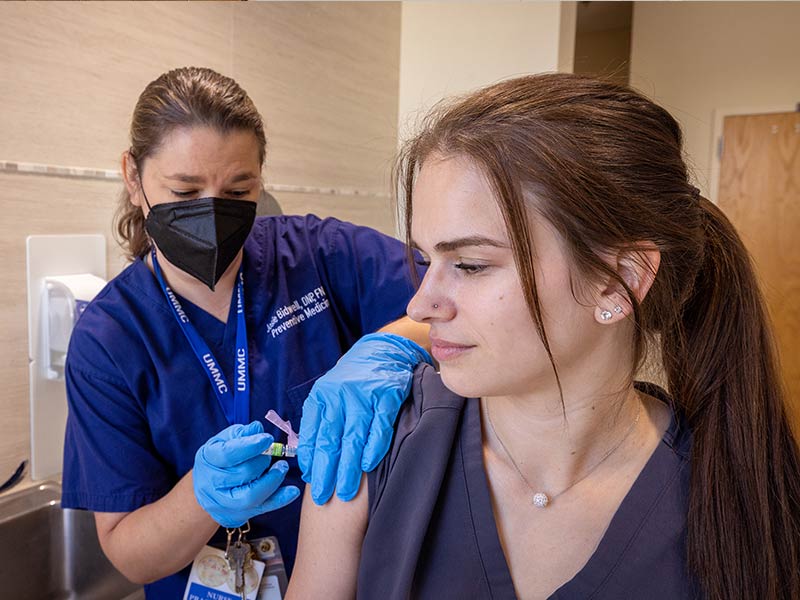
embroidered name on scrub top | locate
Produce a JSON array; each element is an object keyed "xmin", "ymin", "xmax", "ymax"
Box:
[{"xmin": 151, "ymin": 249, "xmax": 250, "ymax": 425}]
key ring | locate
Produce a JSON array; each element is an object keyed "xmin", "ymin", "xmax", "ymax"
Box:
[
  {"xmin": 236, "ymin": 520, "xmax": 251, "ymax": 543},
  {"xmin": 224, "ymin": 527, "xmax": 236, "ymax": 559},
  {"xmin": 239, "ymin": 520, "xmax": 251, "ymax": 537}
]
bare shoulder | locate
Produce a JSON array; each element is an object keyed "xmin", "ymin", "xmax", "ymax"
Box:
[{"xmin": 286, "ymin": 476, "xmax": 369, "ymax": 600}]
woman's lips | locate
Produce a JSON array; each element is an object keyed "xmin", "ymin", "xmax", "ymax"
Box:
[{"xmin": 430, "ymin": 338, "xmax": 474, "ymax": 362}]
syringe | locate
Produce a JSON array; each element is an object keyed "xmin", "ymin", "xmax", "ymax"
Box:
[
  {"xmin": 264, "ymin": 442, "xmax": 297, "ymax": 458},
  {"xmin": 262, "ymin": 410, "xmax": 299, "ymax": 458}
]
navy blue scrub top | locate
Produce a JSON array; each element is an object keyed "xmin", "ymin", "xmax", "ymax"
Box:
[
  {"xmin": 361, "ymin": 365, "xmax": 702, "ymax": 599},
  {"xmin": 62, "ymin": 215, "xmax": 417, "ymax": 599}
]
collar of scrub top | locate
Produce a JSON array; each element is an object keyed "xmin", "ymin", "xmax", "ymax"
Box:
[{"xmin": 150, "ymin": 248, "xmax": 250, "ymax": 425}]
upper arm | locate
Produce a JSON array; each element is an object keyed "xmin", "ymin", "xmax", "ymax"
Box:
[{"xmin": 287, "ymin": 476, "xmax": 370, "ymax": 600}]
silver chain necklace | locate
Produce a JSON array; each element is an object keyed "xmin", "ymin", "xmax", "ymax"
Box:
[{"xmin": 484, "ymin": 398, "xmax": 642, "ymax": 508}]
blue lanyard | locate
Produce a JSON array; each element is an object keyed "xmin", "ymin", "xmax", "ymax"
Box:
[{"xmin": 150, "ymin": 250, "xmax": 250, "ymax": 425}]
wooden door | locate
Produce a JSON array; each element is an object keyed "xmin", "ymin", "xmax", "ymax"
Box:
[{"xmin": 718, "ymin": 111, "xmax": 800, "ymax": 430}]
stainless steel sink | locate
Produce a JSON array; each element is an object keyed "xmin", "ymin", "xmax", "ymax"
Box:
[{"xmin": 0, "ymin": 482, "xmax": 144, "ymax": 600}]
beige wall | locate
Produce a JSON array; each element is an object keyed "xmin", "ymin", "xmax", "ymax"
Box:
[
  {"xmin": 630, "ymin": 1, "xmax": 800, "ymax": 196},
  {"xmin": 574, "ymin": 26, "xmax": 631, "ymax": 84},
  {"xmin": 0, "ymin": 2, "xmax": 402, "ymax": 491},
  {"xmin": 398, "ymin": 1, "xmax": 568, "ymax": 140}
]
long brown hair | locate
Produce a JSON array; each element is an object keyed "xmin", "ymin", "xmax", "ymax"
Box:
[
  {"xmin": 397, "ymin": 73, "xmax": 800, "ymax": 599},
  {"xmin": 115, "ymin": 66, "xmax": 267, "ymax": 261}
]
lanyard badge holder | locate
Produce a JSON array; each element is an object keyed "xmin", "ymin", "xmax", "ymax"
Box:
[
  {"xmin": 152, "ymin": 252, "xmax": 292, "ymax": 599},
  {"xmin": 151, "ymin": 252, "xmax": 264, "ymax": 599}
]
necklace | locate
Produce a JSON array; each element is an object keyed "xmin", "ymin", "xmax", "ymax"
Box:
[{"xmin": 484, "ymin": 398, "xmax": 642, "ymax": 508}]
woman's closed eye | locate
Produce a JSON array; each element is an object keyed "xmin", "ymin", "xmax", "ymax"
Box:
[
  {"xmin": 454, "ymin": 262, "xmax": 489, "ymax": 275},
  {"xmin": 414, "ymin": 256, "xmax": 489, "ymax": 275},
  {"xmin": 170, "ymin": 189, "xmax": 252, "ymax": 199}
]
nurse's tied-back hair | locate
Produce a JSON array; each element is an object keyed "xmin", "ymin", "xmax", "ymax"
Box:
[
  {"xmin": 397, "ymin": 73, "xmax": 800, "ymax": 600},
  {"xmin": 115, "ymin": 66, "xmax": 267, "ymax": 261}
]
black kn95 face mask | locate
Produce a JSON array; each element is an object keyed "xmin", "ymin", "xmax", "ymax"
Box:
[{"xmin": 142, "ymin": 189, "xmax": 256, "ymax": 291}]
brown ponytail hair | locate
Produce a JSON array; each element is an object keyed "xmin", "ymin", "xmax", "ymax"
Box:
[
  {"xmin": 397, "ymin": 73, "xmax": 800, "ymax": 599},
  {"xmin": 115, "ymin": 66, "xmax": 267, "ymax": 261}
]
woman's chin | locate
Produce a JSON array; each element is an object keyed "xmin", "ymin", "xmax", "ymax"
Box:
[{"xmin": 439, "ymin": 368, "xmax": 488, "ymax": 399}]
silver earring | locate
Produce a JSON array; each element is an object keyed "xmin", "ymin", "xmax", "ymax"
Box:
[
  {"xmin": 600, "ymin": 310, "xmax": 613, "ymax": 321},
  {"xmin": 613, "ymin": 305, "xmax": 623, "ymax": 314},
  {"xmin": 433, "ymin": 303, "xmax": 439, "ymax": 309}
]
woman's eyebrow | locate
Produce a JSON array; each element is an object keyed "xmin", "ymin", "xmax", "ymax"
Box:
[{"xmin": 432, "ymin": 236, "xmax": 509, "ymax": 252}]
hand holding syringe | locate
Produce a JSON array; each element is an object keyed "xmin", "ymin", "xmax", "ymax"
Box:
[{"xmin": 263, "ymin": 410, "xmax": 299, "ymax": 458}]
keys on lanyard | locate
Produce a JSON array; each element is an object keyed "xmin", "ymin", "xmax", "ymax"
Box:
[{"xmin": 225, "ymin": 522, "xmax": 253, "ymax": 600}]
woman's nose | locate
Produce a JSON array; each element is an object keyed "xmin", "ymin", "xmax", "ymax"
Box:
[{"xmin": 407, "ymin": 277, "xmax": 451, "ymax": 323}]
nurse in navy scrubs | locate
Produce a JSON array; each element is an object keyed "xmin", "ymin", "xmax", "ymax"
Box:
[
  {"xmin": 61, "ymin": 66, "xmax": 430, "ymax": 597},
  {"xmin": 287, "ymin": 74, "xmax": 800, "ymax": 599}
]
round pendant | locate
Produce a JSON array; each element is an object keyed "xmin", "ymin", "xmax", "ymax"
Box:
[{"xmin": 532, "ymin": 492, "xmax": 550, "ymax": 508}]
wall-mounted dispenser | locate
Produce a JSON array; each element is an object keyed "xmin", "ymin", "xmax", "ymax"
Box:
[
  {"xmin": 26, "ymin": 235, "xmax": 107, "ymax": 480},
  {"xmin": 41, "ymin": 274, "xmax": 107, "ymax": 380}
]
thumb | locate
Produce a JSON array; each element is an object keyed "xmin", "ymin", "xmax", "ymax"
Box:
[{"xmin": 204, "ymin": 428, "xmax": 273, "ymax": 467}]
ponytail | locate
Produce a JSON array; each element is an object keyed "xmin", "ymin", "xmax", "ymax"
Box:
[
  {"xmin": 114, "ymin": 185, "xmax": 151, "ymax": 261},
  {"xmin": 662, "ymin": 197, "xmax": 800, "ymax": 599}
]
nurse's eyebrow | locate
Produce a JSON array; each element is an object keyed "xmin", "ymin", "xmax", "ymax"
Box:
[
  {"xmin": 411, "ymin": 236, "xmax": 509, "ymax": 252},
  {"xmin": 230, "ymin": 172, "xmax": 259, "ymax": 183},
  {"xmin": 165, "ymin": 173, "xmax": 204, "ymax": 183},
  {"xmin": 164, "ymin": 172, "xmax": 259, "ymax": 183}
]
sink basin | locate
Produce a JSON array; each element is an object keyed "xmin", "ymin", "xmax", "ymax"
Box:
[{"xmin": 0, "ymin": 482, "xmax": 144, "ymax": 600}]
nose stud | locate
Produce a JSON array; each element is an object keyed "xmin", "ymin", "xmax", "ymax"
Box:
[{"xmin": 433, "ymin": 303, "xmax": 439, "ymax": 309}]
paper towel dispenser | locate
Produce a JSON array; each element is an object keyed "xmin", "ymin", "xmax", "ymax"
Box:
[
  {"xmin": 26, "ymin": 234, "xmax": 107, "ymax": 480},
  {"xmin": 41, "ymin": 274, "xmax": 107, "ymax": 380}
]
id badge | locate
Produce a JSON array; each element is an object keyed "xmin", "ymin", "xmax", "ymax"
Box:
[
  {"xmin": 183, "ymin": 545, "xmax": 265, "ymax": 600},
  {"xmin": 250, "ymin": 536, "xmax": 288, "ymax": 600}
]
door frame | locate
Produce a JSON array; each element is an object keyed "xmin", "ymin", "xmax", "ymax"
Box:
[{"xmin": 709, "ymin": 103, "xmax": 797, "ymax": 204}]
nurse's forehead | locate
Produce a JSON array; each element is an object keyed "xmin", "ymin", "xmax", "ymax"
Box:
[{"xmin": 149, "ymin": 127, "xmax": 260, "ymax": 165}]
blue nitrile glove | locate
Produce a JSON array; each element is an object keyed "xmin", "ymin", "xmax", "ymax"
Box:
[
  {"xmin": 297, "ymin": 332, "xmax": 433, "ymax": 505},
  {"xmin": 193, "ymin": 421, "xmax": 301, "ymax": 528}
]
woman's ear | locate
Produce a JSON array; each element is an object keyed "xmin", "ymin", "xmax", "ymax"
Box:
[
  {"xmin": 121, "ymin": 150, "xmax": 142, "ymax": 207},
  {"xmin": 594, "ymin": 242, "xmax": 661, "ymax": 324}
]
